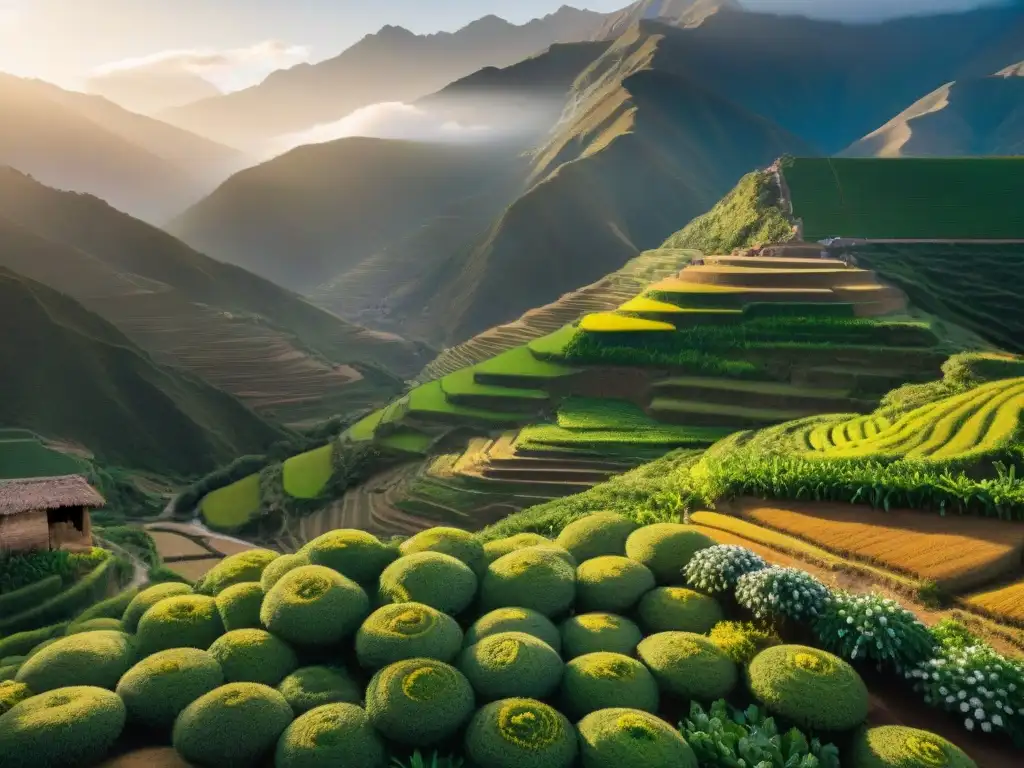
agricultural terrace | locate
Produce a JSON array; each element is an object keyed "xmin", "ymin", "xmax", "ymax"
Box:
[
  {"xmin": 782, "ymin": 157, "xmax": 1024, "ymax": 240},
  {"xmin": 0, "ymin": 520, "xmax": 1017, "ymax": 768},
  {"xmin": 0, "ymin": 434, "xmax": 85, "ymax": 479}
]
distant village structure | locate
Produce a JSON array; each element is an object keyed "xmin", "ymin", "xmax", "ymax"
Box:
[{"xmin": 0, "ymin": 475, "xmax": 105, "ymax": 553}]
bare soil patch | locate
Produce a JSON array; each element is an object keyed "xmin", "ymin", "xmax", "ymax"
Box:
[{"xmin": 150, "ymin": 531, "xmax": 211, "ymax": 559}]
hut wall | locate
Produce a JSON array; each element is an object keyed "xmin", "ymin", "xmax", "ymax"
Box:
[
  {"xmin": 48, "ymin": 507, "xmax": 92, "ymax": 551},
  {"xmin": 0, "ymin": 510, "xmax": 50, "ymax": 552}
]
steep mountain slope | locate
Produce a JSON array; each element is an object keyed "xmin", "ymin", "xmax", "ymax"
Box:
[
  {"xmin": 86, "ymin": 70, "xmax": 223, "ymax": 115},
  {"xmin": 157, "ymin": 7, "xmax": 606, "ymax": 148},
  {"xmin": 595, "ymin": 0, "xmax": 740, "ymax": 39},
  {"xmin": 0, "ymin": 267, "xmax": 283, "ymax": 476},
  {"xmin": 0, "ymin": 74, "xmax": 245, "ymax": 223},
  {"xmin": 843, "ymin": 64, "xmax": 1024, "ymax": 157}
]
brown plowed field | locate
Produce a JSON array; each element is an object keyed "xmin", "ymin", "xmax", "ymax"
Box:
[{"xmin": 681, "ymin": 265, "xmax": 879, "ymax": 289}]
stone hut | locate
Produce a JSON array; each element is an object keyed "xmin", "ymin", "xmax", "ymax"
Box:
[{"xmin": 0, "ymin": 475, "xmax": 105, "ymax": 553}]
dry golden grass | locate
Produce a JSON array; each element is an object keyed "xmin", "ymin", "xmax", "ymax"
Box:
[
  {"xmin": 690, "ymin": 524, "xmax": 807, "ymax": 570},
  {"xmin": 149, "ymin": 531, "xmax": 211, "ymax": 559},
  {"xmin": 165, "ymin": 558, "xmax": 221, "ymax": 581},
  {"xmin": 963, "ymin": 579, "xmax": 1024, "ymax": 627}
]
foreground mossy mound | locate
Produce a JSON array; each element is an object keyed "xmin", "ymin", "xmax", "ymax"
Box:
[
  {"xmin": 625, "ymin": 524, "xmax": 715, "ymax": 584},
  {"xmin": 276, "ymin": 702, "xmax": 386, "ymax": 768},
  {"xmin": 115, "ymin": 647, "xmax": 224, "ymax": 731},
  {"xmin": 638, "ymin": 587, "xmax": 723, "ymax": 634},
  {"xmin": 16, "ymin": 631, "xmax": 137, "ymax": 693},
  {"xmin": 637, "ymin": 632, "xmax": 737, "ymax": 702},
  {"xmin": 378, "ymin": 552, "xmax": 478, "ymax": 615},
  {"xmin": 208, "ymin": 629, "xmax": 298, "ymax": 686},
  {"xmin": 561, "ymin": 613, "xmax": 643, "ymax": 659},
  {"xmin": 196, "ymin": 550, "xmax": 279, "ymax": 596},
  {"xmin": 399, "ymin": 527, "xmax": 487, "ymax": 576},
  {"xmin": 355, "ymin": 602, "xmax": 463, "ymax": 668},
  {"xmin": 277, "ymin": 665, "xmax": 362, "ymax": 714},
  {"xmin": 575, "ymin": 556, "xmax": 655, "ymax": 613},
  {"xmin": 261, "ymin": 565, "xmax": 370, "ymax": 647},
  {"xmin": 848, "ymin": 725, "xmax": 977, "ymax": 768},
  {"xmin": 135, "ymin": 595, "xmax": 224, "ymax": 656},
  {"xmin": 122, "ymin": 583, "xmax": 194, "ymax": 633},
  {"xmin": 484, "ymin": 533, "xmax": 552, "ymax": 563},
  {"xmin": 465, "ymin": 608, "xmax": 562, "ymax": 653},
  {"xmin": 560, "ymin": 653, "xmax": 659, "ymax": 720},
  {"xmin": 214, "ymin": 582, "xmax": 264, "ymax": 631},
  {"xmin": 260, "ymin": 552, "xmax": 310, "ymax": 591},
  {"xmin": 577, "ymin": 707, "xmax": 697, "ymax": 768},
  {"xmin": 481, "ymin": 548, "xmax": 576, "ymax": 618},
  {"xmin": 302, "ymin": 529, "xmax": 396, "ymax": 584},
  {"xmin": 556, "ymin": 513, "xmax": 639, "ymax": 562},
  {"xmin": 459, "ymin": 631, "xmax": 564, "ymax": 701},
  {"xmin": 0, "ymin": 680, "xmax": 30, "ymax": 715},
  {"xmin": 465, "ymin": 697, "xmax": 578, "ymax": 768}
]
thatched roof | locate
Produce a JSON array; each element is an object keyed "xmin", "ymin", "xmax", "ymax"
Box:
[{"xmin": 0, "ymin": 475, "xmax": 105, "ymax": 516}]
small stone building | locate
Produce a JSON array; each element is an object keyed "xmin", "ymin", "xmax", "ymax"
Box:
[{"xmin": 0, "ymin": 475, "xmax": 105, "ymax": 553}]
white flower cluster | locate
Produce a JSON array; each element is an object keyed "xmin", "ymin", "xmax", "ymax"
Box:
[
  {"xmin": 908, "ymin": 644, "xmax": 1024, "ymax": 737},
  {"xmin": 734, "ymin": 566, "xmax": 830, "ymax": 621},
  {"xmin": 685, "ymin": 544, "xmax": 768, "ymax": 594},
  {"xmin": 816, "ymin": 591, "xmax": 934, "ymax": 672}
]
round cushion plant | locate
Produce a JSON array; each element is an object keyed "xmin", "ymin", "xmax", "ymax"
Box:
[
  {"xmin": 484, "ymin": 534, "xmax": 551, "ymax": 563},
  {"xmin": 480, "ymin": 548, "xmax": 576, "ymax": 618},
  {"xmin": 260, "ymin": 552, "xmax": 310, "ymax": 591},
  {"xmin": 135, "ymin": 595, "xmax": 225, "ymax": 656},
  {"xmin": 261, "ymin": 565, "xmax": 370, "ymax": 647},
  {"xmin": 214, "ymin": 582, "xmax": 264, "ymax": 631},
  {"xmin": 625, "ymin": 524, "xmax": 715, "ymax": 584},
  {"xmin": 277, "ymin": 665, "xmax": 362, "ymax": 714},
  {"xmin": 0, "ymin": 680, "xmax": 31, "ymax": 716},
  {"xmin": 846, "ymin": 725, "xmax": 977, "ymax": 768},
  {"xmin": 115, "ymin": 647, "xmax": 224, "ymax": 731},
  {"xmin": 636, "ymin": 632, "xmax": 738, "ymax": 701},
  {"xmin": 378, "ymin": 552, "xmax": 478, "ymax": 615},
  {"xmin": 637, "ymin": 587, "xmax": 724, "ymax": 634},
  {"xmin": 522, "ymin": 543, "xmax": 578, "ymax": 568},
  {"xmin": 465, "ymin": 697, "xmax": 578, "ymax": 768},
  {"xmin": 707, "ymin": 621, "xmax": 782, "ymax": 665},
  {"xmin": 577, "ymin": 708, "xmax": 697, "ymax": 768},
  {"xmin": 355, "ymin": 602, "xmax": 463, "ymax": 669},
  {"xmin": 365, "ymin": 658, "xmax": 476, "ymax": 746},
  {"xmin": 458, "ymin": 631, "xmax": 564, "ymax": 701},
  {"xmin": 561, "ymin": 613, "xmax": 643, "ymax": 659},
  {"xmin": 65, "ymin": 618, "xmax": 123, "ymax": 635},
  {"xmin": 560, "ymin": 653, "xmax": 659, "ymax": 720},
  {"xmin": 575, "ymin": 556, "xmax": 656, "ymax": 613},
  {"xmin": 0, "ymin": 685, "xmax": 127, "ymax": 768},
  {"xmin": 196, "ymin": 549, "xmax": 280, "ymax": 596},
  {"xmin": 747, "ymin": 645, "xmax": 869, "ymax": 732},
  {"xmin": 207, "ymin": 629, "xmax": 299, "ymax": 686},
  {"xmin": 275, "ymin": 702, "xmax": 387, "ymax": 768},
  {"xmin": 556, "ymin": 512, "xmax": 639, "ymax": 562},
  {"xmin": 122, "ymin": 582, "xmax": 194, "ymax": 633},
  {"xmin": 465, "ymin": 607, "xmax": 562, "ymax": 653},
  {"xmin": 172, "ymin": 682, "xmax": 294, "ymax": 767},
  {"xmin": 399, "ymin": 526, "xmax": 488, "ymax": 577},
  {"xmin": 302, "ymin": 529, "xmax": 396, "ymax": 584},
  {"xmin": 16, "ymin": 630, "xmax": 137, "ymax": 693}
]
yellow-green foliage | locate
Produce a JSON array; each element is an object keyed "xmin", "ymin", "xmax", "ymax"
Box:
[
  {"xmin": 208, "ymin": 629, "xmax": 298, "ymax": 686},
  {"xmin": 378, "ymin": 552, "xmax": 478, "ymax": 615},
  {"xmin": 708, "ymin": 621, "xmax": 782, "ymax": 665},
  {"xmin": 579, "ymin": 313, "xmax": 675, "ymax": 332},
  {"xmin": 15, "ymin": 630, "xmax": 137, "ymax": 693},
  {"xmin": 617, "ymin": 296, "xmax": 688, "ymax": 314},
  {"xmin": 747, "ymin": 645, "xmax": 869, "ymax": 732},
  {"xmin": 637, "ymin": 587, "xmax": 723, "ymax": 634},
  {"xmin": 355, "ymin": 603, "xmax": 463, "ymax": 669},
  {"xmin": 214, "ymin": 582, "xmax": 264, "ymax": 631},
  {"xmin": 275, "ymin": 702, "xmax": 386, "ymax": 768},
  {"xmin": 0, "ymin": 624, "xmax": 68, "ymax": 660},
  {"xmin": 625, "ymin": 524, "xmax": 716, "ymax": 584},
  {"xmin": 556, "ymin": 513, "xmax": 639, "ymax": 562},
  {"xmin": 465, "ymin": 697, "xmax": 578, "ymax": 768},
  {"xmin": 560, "ymin": 653, "xmax": 659, "ymax": 720},
  {"xmin": 485, "ymin": 534, "xmax": 552, "ymax": 563},
  {"xmin": 0, "ymin": 680, "xmax": 31, "ymax": 715},
  {"xmin": 283, "ymin": 443, "xmax": 334, "ymax": 499},
  {"xmin": 465, "ymin": 608, "xmax": 562, "ymax": 654},
  {"xmin": 135, "ymin": 595, "xmax": 225, "ymax": 656},
  {"xmin": 260, "ymin": 552, "xmax": 310, "ymax": 591},
  {"xmin": 399, "ymin": 527, "xmax": 488, "ymax": 577},
  {"xmin": 261, "ymin": 565, "xmax": 370, "ymax": 647},
  {"xmin": 122, "ymin": 582, "xmax": 194, "ymax": 632},
  {"xmin": 847, "ymin": 725, "xmax": 977, "ymax": 768},
  {"xmin": 576, "ymin": 556, "xmax": 655, "ymax": 613},
  {"xmin": 0, "ymin": 685, "xmax": 127, "ymax": 768},
  {"xmin": 172, "ymin": 682, "xmax": 294, "ymax": 768},
  {"xmin": 561, "ymin": 613, "xmax": 643, "ymax": 659},
  {"xmin": 458, "ymin": 632, "xmax": 563, "ymax": 702},
  {"xmin": 196, "ymin": 549, "xmax": 279, "ymax": 596},
  {"xmin": 115, "ymin": 647, "xmax": 224, "ymax": 730},
  {"xmin": 64, "ymin": 618, "xmax": 122, "ymax": 635},
  {"xmin": 636, "ymin": 632, "xmax": 737, "ymax": 702},
  {"xmin": 481, "ymin": 549, "xmax": 576, "ymax": 618},
  {"xmin": 364, "ymin": 658, "xmax": 476, "ymax": 746},
  {"xmin": 200, "ymin": 473, "xmax": 261, "ymax": 530},
  {"xmin": 302, "ymin": 529, "xmax": 396, "ymax": 584},
  {"xmin": 577, "ymin": 707, "xmax": 698, "ymax": 768},
  {"xmin": 277, "ymin": 665, "xmax": 362, "ymax": 714}
]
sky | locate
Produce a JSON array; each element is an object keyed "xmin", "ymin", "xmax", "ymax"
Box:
[{"xmin": 0, "ymin": 0, "xmax": 1010, "ymax": 90}]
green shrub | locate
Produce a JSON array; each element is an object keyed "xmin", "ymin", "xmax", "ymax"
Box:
[
  {"xmin": 636, "ymin": 632, "xmax": 737, "ymax": 701},
  {"xmin": 16, "ymin": 630, "xmax": 137, "ymax": 692},
  {"xmin": 122, "ymin": 582, "xmax": 194, "ymax": 632},
  {"xmin": 0, "ymin": 624, "xmax": 68, "ymax": 659},
  {"xmin": 637, "ymin": 587, "xmax": 723, "ymax": 634},
  {"xmin": 215, "ymin": 582, "xmax": 264, "ymax": 631},
  {"xmin": 65, "ymin": 618, "xmax": 123, "ymax": 635},
  {"xmin": 115, "ymin": 647, "xmax": 224, "ymax": 730},
  {"xmin": 465, "ymin": 608, "xmax": 562, "ymax": 653},
  {"xmin": 0, "ymin": 655, "xmax": 25, "ymax": 666},
  {"xmin": 561, "ymin": 613, "xmax": 643, "ymax": 659},
  {"xmin": 302, "ymin": 529, "xmax": 396, "ymax": 584},
  {"xmin": 556, "ymin": 513, "xmax": 638, "ymax": 562},
  {"xmin": 625, "ymin": 524, "xmax": 715, "ymax": 584},
  {"xmin": 0, "ymin": 680, "xmax": 31, "ymax": 715},
  {"xmin": 847, "ymin": 726, "xmax": 977, "ymax": 768},
  {"xmin": 135, "ymin": 594, "xmax": 224, "ymax": 655},
  {"xmin": 521, "ymin": 543, "xmax": 578, "ymax": 568},
  {"xmin": 577, "ymin": 708, "xmax": 697, "ymax": 768},
  {"xmin": 485, "ymin": 534, "xmax": 551, "ymax": 563},
  {"xmin": 465, "ymin": 697, "xmax": 577, "ymax": 768},
  {"xmin": 684, "ymin": 545, "xmax": 768, "ymax": 595},
  {"xmin": 208, "ymin": 629, "xmax": 298, "ymax": 686},
  {"xmin": 24, "ymin": 638, "xmax": 61, "ymax": 659},
  {"xmin": 707, "ymin": 621, "xmax": 782, "ymax": 665},
  {"xmin": 0, "ymin": 557, "xmax": 116, "ymax": 635},
  {"xmin": 560, "ymin": 653, "xmax": 659, "ymax": 720},
  {"xmin": 0, "ymin": 685, "xmax": 126, "ymax": 768},
  {"xmin": 400, "ymin": 527, "xmax": 488, "ymax": 576},
  {"xmin": 365, "ymin": 658, "xmax": 475, "ymax": 746},
  {"xmin": 275, "ymin": 702, "xmax": 387, "ymax": 768},
  {"xmin": 261, "ymin": 565, "xmax": 370, "ymax": 647},
  {"xmin": 458, "ymin": 631, "xmax": 563, "ymax": 701},
  {"xmin": 172, "ymin": 682, "xmax": 294, "ymax": 767},
  {"xmin": 356, "ymin": 602, "xmax": 463, "ymax": 669},
  {"xmin": 378, "ymin": 552, "xmax": 478, "ymax": 615},
  {"xmin": 195, "ymin": 550, "xmax": 279, "ymax": 596},
  {"xmin": 747, "ymin": 645, "xmax": 869, "ymax": 732},
  {"xmin": 277, "ymin": 665, "xmax": 362, "ymax": 714},
  {"xmin": 480, "ymin": 549, "xmax": 576, "ymax": 618},
  {"xmin": 0, "ymin": 575, "xmax": 62, "ymax": 615},
  {"xmin": 0, "ymin": 663, "xmax": 18, "ymax": 681},
  {"xmin": 576, "ymin": 556, "xmax": 655, "ymax": 613},
  {"xmin": 260, "ymin": 552, "xmax": 310, "ymax": 591}
]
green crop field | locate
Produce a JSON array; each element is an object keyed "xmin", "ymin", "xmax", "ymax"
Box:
[
  {"xmin": 0, "ymin": 439, "xmax": 85, "ymax": 479},
  {"xmin": 440, "ymin": 368, "xmax": 548, "ymax": 400},
  {"xmin": 282, "ymin": 444, "xmax": 334, "ymax": 499},
  {"xmin": 474, "ymin": 346, "xmax": 577, "ymax": 379},
  {"xmin": 199, "ymin": 473, "xmax": 261, "ymax": 529},
  {"xmin": 406, "ymin": 380, "xmax": 525, "ymax": 422}
]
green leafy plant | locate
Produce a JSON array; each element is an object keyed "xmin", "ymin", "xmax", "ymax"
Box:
[
  {"xmin": 685, "ymin": 544, "xmax": 768, "ymax": 595},
  {"xmin": 389, "ymin": 751, "xmax": 464, "ymax": 768},
  {"xmin": 735, "ymin": 567, "xmax": 830, "ymax": 622}
]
